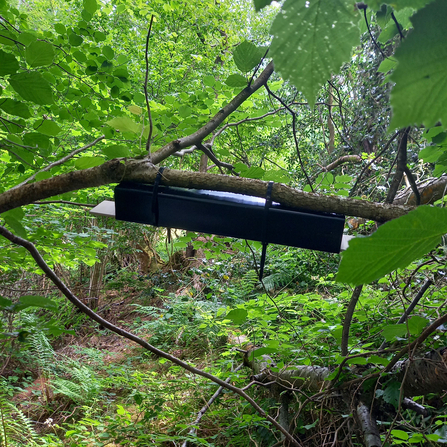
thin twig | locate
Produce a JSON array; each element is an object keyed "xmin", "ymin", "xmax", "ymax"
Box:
[{"xmin": 144, "ymin": 15, "xmax": 155, "ymax": 158}]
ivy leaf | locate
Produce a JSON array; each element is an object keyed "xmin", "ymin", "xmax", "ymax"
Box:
[
  {"xmin": 233, "ymin": 41, "xmax": 265, "ymax": 72},
  {"xmin": 270, "ymin": 0, "xmax": 360, "ymax": 108},
  {"xmin": 337, "ymin": 206, "xmax": 447, "ymax": 285},
  {"xmin": 0, "ymin": 98, "xmax": 31, "ymax": 118},
  {"xmin": 0, "ymin": 49, "xmax": 19, "ymax": 75},
  {"xmin": 225, "ymin": 74, "xmax": 247, "ymax": 87},
  {"xmin": 9, "ymin": 72, "xmax": 54, "ymax": 105},
  {"xmin": 25, "ymin": 41, "xmax": 55, "ymax": 67},
  {"xmin": 389, "ymin": 0, "xmax": 447, "ymax": 130},
  {"xmin": 106, "ymin": 116, "xmax": 139, "ymax": 134}
]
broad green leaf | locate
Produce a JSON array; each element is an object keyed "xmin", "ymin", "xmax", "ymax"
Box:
[
  {"xmin": 0, "ymin": 98, "xmax": 31, "ymax": 118},
  {"xmin": 0, "ymin": 49, "xmax": 19, "ymax": 75},
  {"xmin": 254, "ymin": 0, "xmax": 275, "ymax": 11},
  {"xmin": 74, "ymin": 156, "xmax": 105, "ymax": 169},
  {"xmin": 382, "ymin": 324, "xmax": 407, "ymax": 341},
  {"xmin": 35, "ymin": 120, "xmax": 61, "ymax": 136},
  {"xmin": 203, "ymin": 75, "xmax": 215, "ymax": 87},
  {"xmin": 392, "ymin": 430, "xmax": 409, "ymax": 441},
  {"xmin": 337, "ymin": 206, "xmax": 447, "ymax": 285},
  {"xmin": 128, "ymin": 105, "xmax": 142, "ymax": 115},
  {"xmin": 225, "ymin": 308, "xmax": 248, "ymax": 324},
  {"xmin": 69, "ymin": 33, "xmax": 83, "ymax": 46},
  {"xmin": 103, "ymin": 45, "xmax": 114, "ymax": 60},
  {"xmin": 389, "ymin": 0, "xmax": 447, "ymax": 129},
  {"xmin": 102, "ymin": 144, "xmax": 131, "ymax": 159},
  {"xmin": 9, "ymin": 72, "xmax": 54, "ymax": 105},
  {"xmin": 225, "ymin": 74, "xmax": 247, "ymax": 87},
  {"xmin": 54, "ymin": 23, "xmax": 66, "ymax": 34},
  {"xmin": 83, "ymin": 0, "xmax": 97, "ymax": 14},
  {"xmin": 0, "ymin": 296, "xmax": 12, "ymax": 308},
  {"xmin": 419, "ymin": 145, "xmax": 445, "ymax": 163},
  {"xmin": 18, "ymin": 295, "xmax": 57, "ymax": 311},
  {"xmin": 408, "ymin": 315, "xmax": 428, "ymax": 335},
  {"xmin": 25, "ymin": 41, "xmax": 55, "ymax": 67},
  {"xmin": 179, "ymin": 105, "xmax": 192, "ymax": 118},
  {"xmin": 106, "ymin": 116, "xmax": 139, "ymax": 134},
  {"xmin": 270, "ymin": 0, "xmax": 360, "ymax": 108},
  {"xmin": 377, "ymin": 58, "xmax": 397, "ymax": 73},
  {"xmin": 233, "ymin": 41, "xmax": 265, "ymax": 72},
  {"xmin": 17, "ymin": 32, "xmax": 37, "ymax": 46},
  {"xmin": 382, "ymin": 381, "xmax": 401, "ymax": 408}
]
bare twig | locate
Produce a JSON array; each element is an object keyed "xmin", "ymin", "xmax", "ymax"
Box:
[
  {"xmin": 144, "ymin": 15, "xmax": 155, "ymax": 158},
  {"xmin": 320, "ymin": 155, "xmax": 362, "ymax": 173}
]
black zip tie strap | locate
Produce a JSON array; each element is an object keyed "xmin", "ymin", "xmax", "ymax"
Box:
[
  {"xmin": 259, "ymin": 181, "xmax": 273, "ymax": 280},
  {"xmin": 151, "ymin": 167, "xmax": 165, "ymax": 226}
]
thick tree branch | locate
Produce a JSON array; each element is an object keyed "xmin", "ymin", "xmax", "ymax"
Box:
[
  {"xmin": 393, "ymin": 174, "xmax": 447, "ymax": 206},
  {"xmin": 0, "ymin": 225, "xmax": 300, "ymax": 447},
  {"xmin": 0, "ymin": 161, "xmax": 416, "ymax": 222}
]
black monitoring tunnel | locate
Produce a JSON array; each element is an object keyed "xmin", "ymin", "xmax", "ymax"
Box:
[{"xmin": 113, "ymin": 181, "xmax": 346, "ymax": 254}]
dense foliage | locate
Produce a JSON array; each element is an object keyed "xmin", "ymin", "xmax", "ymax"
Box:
[{"xmin": 0, "ymin": 0, "xmax": 447, "ymax": 446}]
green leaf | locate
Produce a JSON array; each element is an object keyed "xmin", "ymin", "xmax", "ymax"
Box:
[
  {"xmin": 0, "ymin": 296, "xmax": 12, "ymax": 308},
  {"xmin": 337, "ymin": 206, "xmax": 447, "ymax": 285},
  {"xmin": 254, "ymin": 0, "xmax": 275, "ymax": 11},
  {"xmin": 102, "ymin": 45, "xmax": 114, "ymax": 60},
  {"xmin": 392, "ymin": 430, "xmax": 409, "ymax": 441},
  {"xmin": 69, "ymin": 33, "xmax": 84, "ymax": 46},
  {"xmin": 83, "ymin": 0, "xmax": 97, "ymax": 14},
  {"xmin": 17, "ymin": 32, "xmax": 37, "ymax": 46},
  {"xmin": 74, "ymin": 156, "xmax": 105, "ymax": 169},
  {"xmin": 54, "ymin": 23, "xmax": 66, "ymax": 34},
  {"xmin": 418, "ymin": 145, "xmax": 445, "ymax": 163},
  {"xmin": 389, "ymin": 0, "xmax": 447, "ymax": 129},
  {"xmin": 203, "ymin": 75, "xmax": 215, "ymax": 87},
  {"xmin": 0, "ymin": 49, "xmax": 19, "ymax": 75},
  {"xmin": 9, "ymin": 72, "xmax": 54, "ymax": 105},
  {"xmin": 382, "ymin": 324, "xmax": 407, "ymax": 341},
  {"xmin": 233, "ymin": 41, "xmax": 265, "ymax": 72},
  {"xmin": 0, "ymin": 98, "xmax": 31, "ymax": 118},
  {"xmin": 225, "ymin": 308, "xmax": 248, "ymax": 324},
  {"xmin": 102, "ymin": 144, "xmax": 131, "ymax": 159},
  {"xmin": 408, "ymin": 316, "xmax": 428, "ymax": 336},
  {"xmin": 377, "ymin": 57, "xmax": 397, "ymax": 73},
  {"xmin": 382, "ymin": 381, "xmax": 401, "ymax": 408},
  {"xmin": 25, "ymin": 41, "xmax": 55, "ymax": 67},
  {"xmin": 35, "ymin": 120, "xmax": 61, "ymax": 136},
  {"xmin": 270, "ymin": 0, "xmax": 360, "ymax": 108},
  {"xmin": 18, "ymin": 295, "xmax": 57, "ymax": 311},
  {"xmin": 106, "ymin": 116, "xmax": 139, "ymax": 134},
  {"xmin": 225, "ymin": 74, "xmax": 247, "ymax": 87}
]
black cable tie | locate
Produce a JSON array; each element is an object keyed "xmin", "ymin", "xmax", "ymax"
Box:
[
  {"xmin": 259, "ymin": 181, "xmax": 274, "ymax": 280},
  {"xmin": 151, "ymin": 167, "xmax": 165, "ymax": 226}
]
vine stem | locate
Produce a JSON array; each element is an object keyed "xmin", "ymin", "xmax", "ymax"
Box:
[{"xmin": 0, "ymin": 225, "xmax": 301, "ymax": 447}]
